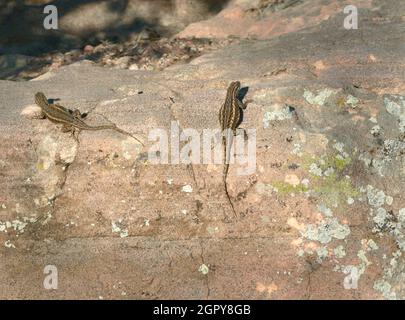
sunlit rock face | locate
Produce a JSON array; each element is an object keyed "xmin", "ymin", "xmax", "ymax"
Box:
[{"xmin": 0, "ymin": 0, "xmax": 404, "ymax": 300}]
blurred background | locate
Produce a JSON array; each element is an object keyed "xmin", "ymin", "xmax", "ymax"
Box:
[{"xmin": 0, "ymin": 0, "xmax": 233, "ymax": 79}]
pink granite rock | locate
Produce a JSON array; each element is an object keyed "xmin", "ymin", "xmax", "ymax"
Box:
[{"xmin": 0, "ymin": 0, "xmax": 404, "ymax": 300}]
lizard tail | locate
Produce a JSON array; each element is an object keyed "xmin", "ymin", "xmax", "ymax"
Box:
[
  {"xmin": 223, "ymin": 170, "xmax": 238, "ymax": 218},
  {"xmin": 80, "ymin": 121, "xmax": 145, "ymax": 146},
  {"xmin": 222, "ymin": 135, "xmax": 238, "ymax": 218},
  {"xmin": 113, "ymin": 127, "xmax": 145, "ymax": 146}
]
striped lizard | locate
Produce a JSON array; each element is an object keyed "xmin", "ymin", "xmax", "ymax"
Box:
[
  {"xmin": 219, "ymin": 81, "xmax": 248, "ymax": 219},
  {"xmin": 34, "ymin": 92, "xmax": 144, "ymax": 146}
]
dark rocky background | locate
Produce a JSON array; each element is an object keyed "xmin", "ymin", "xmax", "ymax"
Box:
[{"xmin": 0, "ymin": 0, "xmax": 404, "ymax": 299}]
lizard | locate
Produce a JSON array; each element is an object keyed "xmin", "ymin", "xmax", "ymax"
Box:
[
  {"xmin": 218, "ymin": 81, "xmax": 248, "ymax": 219},
  {"xmin": 34, "ymin": 92, "xmax": 144, "ymax": 146}
]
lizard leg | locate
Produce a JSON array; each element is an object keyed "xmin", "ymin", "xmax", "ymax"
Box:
[
  {"xmin": 61, "ymin": 124, "xmax": 73, "ymax": 133},
  {"xmin": 72, "ymin": 109, "xmax": 82, "ymax": 118},
  {"xmin": 236, "ymin": 128, "xmax": 248, "ymax": 141},
  {"xmin": 237, "ymin": 99, "xmax": 251, "ymax": 110},
  {"xmin": 72, "ymin": 128, "xmax": 81, "ymax": 143},
  {"xmin": 61, "ymin": 124, "xmax": 79, "ymax": 142},
  {"xmin": 61, "ymin": 124, "xmax": 79, "ymax": 143}
]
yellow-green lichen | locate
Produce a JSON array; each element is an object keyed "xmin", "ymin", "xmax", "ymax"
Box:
[
  {"xmin": 312, "ymin": 173, "xmax": 359, "ymax": 207},
  {"xmin": 271, "ymin": 181, "xmax": 309, "ymax": 195},
  {"xmin": 336, "ymin": 95, "xmax": 359, "ymax": 108},
  {"xmin": 272, "ymin": 150, "xmax": 358, "ymax": 205},
  {"xmin": 336, "ymin": 96, "xmax": 347, "ymax": 108},
  {"xmin": 302, "ymin": 151, "xmax": 358, "ymax": 206},
  {"xmin": 319, "ymin": 154, "xmax": 352, "ymax": 172},
  {"xmin": 302, "ymin": 153, "xmax": 352, "ymax": 173}
]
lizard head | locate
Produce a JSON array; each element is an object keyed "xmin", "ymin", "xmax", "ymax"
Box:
[
  {"xmin": 230, "ymin": 81, "xmax": 240, "ymax": 88},
  {"xmin": 228, "ymin": 81, "xmax": 241, "ymax": 96},
  {"xmin": 35, "ymin": 92, "xmax": 49, "ymax": 107}
]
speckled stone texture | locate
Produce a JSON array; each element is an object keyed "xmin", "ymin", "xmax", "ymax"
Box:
[{"xmin": 0, "ymin": 0, "xmax": 404, "ymax": 299}]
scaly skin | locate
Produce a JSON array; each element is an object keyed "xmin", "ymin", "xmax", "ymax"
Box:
[
  {"xmin": 34, "ymin": 92, "xmax": 144, "ymax": 145},
  {"xmin": 218, "ymin": 81, "xmax": 247, "ymax": 218}
]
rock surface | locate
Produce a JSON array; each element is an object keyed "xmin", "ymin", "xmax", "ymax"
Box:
[{"xmin": 1, "ymin": 0, "xmax": 405, "ymax": 299}]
